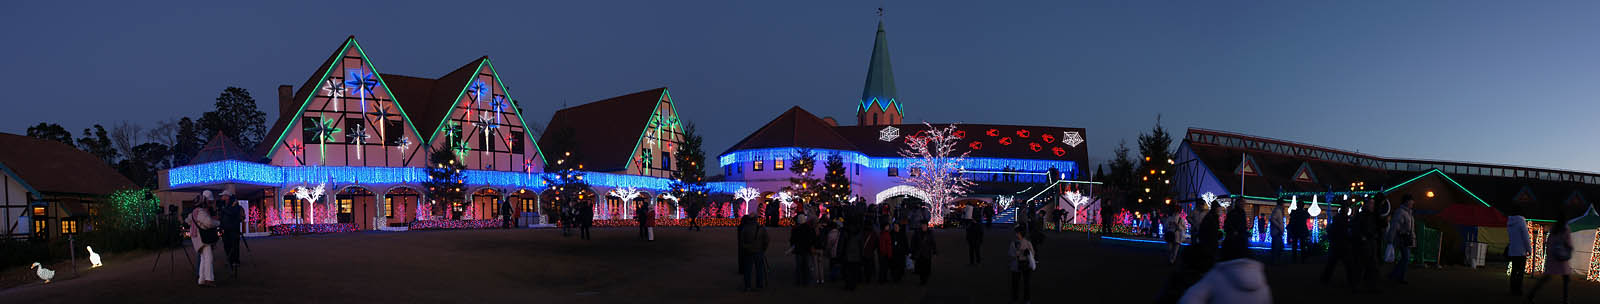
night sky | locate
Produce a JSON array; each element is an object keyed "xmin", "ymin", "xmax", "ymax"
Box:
[{"xmin": 4, "ymin": 1, "xmax": 1599, "ymax": 173}]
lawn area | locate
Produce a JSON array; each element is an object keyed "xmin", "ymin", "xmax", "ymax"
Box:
[{"xmin": 0, "ymin": 226, "xmax": 1593, "ymax": 303}]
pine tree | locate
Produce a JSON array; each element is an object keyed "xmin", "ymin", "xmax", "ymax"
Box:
[
  {"xmin": 670, "ymin": 123, "xmax": 708, "ymax": 231},
  {"xmin": 541, "ymin": 127, "xmax": 590, "ymax": 227},
  {"xmin": 821, "ymin": 152, "xmax": 853, "ymax": 205},
  {"xmin": 1135, "ymin": 116, "xmax": 1174, "ymax": 223},
  {"xmin": 784, "ymin": 148, "xmax": 821, "ymax": 217},
  {"xmin": 422, "ymin": 147, "xmax": 465, "ymax": 220}
]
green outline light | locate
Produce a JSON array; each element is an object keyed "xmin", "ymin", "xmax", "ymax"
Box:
[
  {"xmin": 426, "ymin": 60, "xmax": 489, "ymax": 147},
  {"xmin": 263, "ymin": 39, "xmax": 353, "ymax": 160},
  {"xmin": 483, "ymin": 59, "xmax": 547, "ymax": 167},
  {"xmin": 1382, "ymin": 169, "xmax": 1492, "ymax": 208},
  {"xmin": 355, "ymin": 41, "xmax": 427, "ymax": 164},
  {"xmin": 620, "ymin": 89, "xmax": 680, "ymax": 174}
]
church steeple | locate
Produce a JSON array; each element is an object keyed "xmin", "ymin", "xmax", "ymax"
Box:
[{"xmin": 857, "ymin": 21, "xmax": 903, "ymax": 126}]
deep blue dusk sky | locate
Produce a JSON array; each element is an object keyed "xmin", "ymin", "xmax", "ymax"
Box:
[{"xmin": 3, "ymin": 1, "xmax": 1598, "ymax": 172}]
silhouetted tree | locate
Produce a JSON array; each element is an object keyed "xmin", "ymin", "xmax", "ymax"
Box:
[
  {"xmin": 198, "ymin": 87, "xmax": 267, "ymax": 151},
  {"xmin": 26, "ymin": 123, "xmax": 74, "ymax": 146}
]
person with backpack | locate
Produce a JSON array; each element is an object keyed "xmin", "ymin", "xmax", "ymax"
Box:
[
  {"xmin": 185, "ymin": 192, "xmax": 221, "ymax": 287},
  {"xmin": 738, "ymin": 215, "xmax": 769, "ymax": 292},
  {"xmin": 1526, "ymin": 209, "xmax": 1574, "ymax": 304},
  {"xmin": 1009, "ymin": 227, "xmax": 1036, "ymax": 303}
]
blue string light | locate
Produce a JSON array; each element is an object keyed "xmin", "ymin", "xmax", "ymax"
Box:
[
  {"xmin": 720, "ymin": 149, "xmax": 1077, "ymax": 177},
  {"xmin": 719, "ymin": 148, "xmax": 870, "ymax": 168},
  {"xmin": 167, "ymin": 160, "xmax": 750, "ymax": 193}
]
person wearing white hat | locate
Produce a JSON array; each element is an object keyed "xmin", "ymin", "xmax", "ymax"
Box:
[
  {"xmin": 217, "ymin": 190, "xmax": 244, "ymax": 268},
  {"xmin": 186, "ymin": 192, "xmax": 220, "ymax": 287}
]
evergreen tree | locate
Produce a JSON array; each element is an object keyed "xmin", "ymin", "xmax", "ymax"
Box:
[
  {"xmin": 820, "ymin": 152, "xmax": 852, "ymax": 205},
  {"xmin": 541, "ymin": 127, "xmax": 590, "ymax": 226},
  {"xmin": 173, "ymin": 117, "xmax": 205, "ymax": 166},
  {"xmin": 77, "ymin": 124, "xmax": 119, "ymax": 165},
  {"xmin": 422, "ymin": 147, "xmax": 465, "ymax": 220},
  {"xmin": 1134, "ymin": 116, "xmax": 1175, "ymax": 216},
  {"xmin": 1102, "ymin": 141, "xmax": 1136, "ymax": 234},
  {"xmin": 26, "ymin": 123, "xmax": 74, "ymax": 147},
  {"xmin": 784, "ymin": 148, "xmax": 821, "ymax": 216},
  {"xmin": 670, "ymin": 123, "xmax": 708, "ymax": 230},
  {"xmin": 198, "ymin": 87, "xmax": 268, "ymax": 150}
]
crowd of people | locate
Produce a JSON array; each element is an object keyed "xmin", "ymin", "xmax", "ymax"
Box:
[{"xmin": 181, "ymin": 190, "xmax": 245, "ymax": 287}]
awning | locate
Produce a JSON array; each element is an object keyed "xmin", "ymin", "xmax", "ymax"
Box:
[{"xmin": 1436, "ymin": 204, "xmax": 1507, "ymax": 227}]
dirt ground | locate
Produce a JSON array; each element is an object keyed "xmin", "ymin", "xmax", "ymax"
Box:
[{"xmin": 0, "ymin": 226, "xmax": 1594, "ymax": 303}]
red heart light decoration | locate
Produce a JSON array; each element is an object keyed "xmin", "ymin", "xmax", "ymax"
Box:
[
  {"xmin": 986, "ymin": 129, "xmax": 999, "ymax": 137},
  {"xmin": 1052, "ymin": 147, "xmax": 1067, "ymax": 157},
  {"xmin": 969, "ymin": 141, "xmax": 983, "ymax": 150},
  {"xmin": 1016, "ymin": 129, "xmax": 1031, "ymax": 138},
  {"xmin": 1042, "ymin": 134, "xmax": 1056, "ymax": 143},
  {"xmin": 953, "ymin": 130, "xmax": 966, "ymax": 139},
  {"xmin": 1029, "ymin": 142, "xmax": 1042, "ymax": 152},
  {"xmin": 999, "ymin": 137, "xmax": 1013, "ymax": 146}
]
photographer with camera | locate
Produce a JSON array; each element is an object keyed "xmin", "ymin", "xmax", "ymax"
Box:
[{"xmin": 186, "ymin": 191, "xmax": 222, "ymax": 287}]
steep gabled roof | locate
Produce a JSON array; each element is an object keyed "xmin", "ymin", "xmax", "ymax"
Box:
[
  {"xmin": 256, "ymin": 37, "xmax": 352, "ymax": 158},
  {"xmin": 0, "ymin": 133, "xmax": 136, "ymax": 196},
  {"xmin": 539, "ymin": 88, "xmax": 667, "ymax": 172},
  {"xmin": 190, "ymin": 132, "xmax": 251, "ymax": 165},
  {"xmin": 722, "ymin": 107, "xmax": 859, "ymax": 155}
]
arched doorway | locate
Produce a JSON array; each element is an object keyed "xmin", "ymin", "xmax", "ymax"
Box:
[
  {"xmin": 385, "ymin": 187, "xmax": 421, "ymax": 225},
  {"xmin": 335, "ymin": 186, "xmax": 376, "ymax": 230},
  {"xmin": 469, "ymin": 188, "xmax": 501, "ymax": 220},
  {"xmin": 511, "ymin": 189, "xmax": 539, "ymax": 225}
]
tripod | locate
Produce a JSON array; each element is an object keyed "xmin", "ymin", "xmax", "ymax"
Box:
[{"xmin": 150, "ymin": 217, "xmax": 195, "ymax": 279}]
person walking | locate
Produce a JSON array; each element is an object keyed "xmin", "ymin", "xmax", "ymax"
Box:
[
  {"xmin": 217, "ymin": 191, "xmax": 244, "ymax": 269},
  {"xmin": 1525, "ymin": 210, "xmax": 1573, "ymax": 304},
  {"xmin": 913, "ymin": 226, "xmax": 938, "ymax": 285},
  {"xmin": 876, "ymin": 223, "xmax": 894, "ymax": 284},
  {"xmin": 579, "ymin": 202, "xmax": 593, "ymax": 240},
  {"xmin": 1179, "ymin": 204, "xmax": 1272, "ymax": 304},
  {"xmin": 1270, "ymin": 199, "xmax": 1285, "ymax": 263},
  {"xmin": 1506, "ymin": 205, "xmax": 1531, "ymax": 296},
  {"xmin": 643, "ymin": 206, "xmax": 656, "ymax": 241},
  {"xmin": 1164, "ymin": 207, "xmax": 1183, "ymax": 264},
  {"xmin": 967, "ymin": 219, "xmax": 985, "ymax": 265},
  {"xmin": 820, "ymin": 219, "xmax": 840, "ymax": 284},
  {"xmin": 1009, "ymin": 227, "xmax": 1036, "ymax": 303},
  {"xmin": 637, "ymin": 204, "xmax": 649, "ymax": 240},
  {"xmin": 891, "ymin": 222, "xmax": 909, "ymax": 283},
  {"xmin": 1350, "ymin": 200, "xmax": 1383, "ymax": 293},
  {"xmin": 1386, "ymin": 195, "xmax": 1416, "ymax": 284},
  {"xmin": 1288, "ymin": 201, "xmax": 1310, "ymax": 263},
  {"xmin": 501, "ymin": 197, "xmax": 515, "ymax": 229},
  {"xmin": 185, "ymin": 193, "xmax": 221, "ymax": 287},
  {"xmin": 789, "ymin": 216, "xmax": 815, "ymax": 286},
  {"xmin": 738, "ymin": 215, "xmax": 769, "ymax": 292},
  {"xmin": 1319, "ymin": 204, "xmax": 1351, "ymax": 284},
  {"xmin": 842, "ymin": 225, "xmax": 867, "ymax": 290}
]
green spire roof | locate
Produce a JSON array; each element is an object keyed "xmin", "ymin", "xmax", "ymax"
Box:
[{"xmin": 860, "ymin": 21, "xmax": 900, "ymax": 113}]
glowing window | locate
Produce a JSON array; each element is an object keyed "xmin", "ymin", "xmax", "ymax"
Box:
[
  {"xmin": 384, "ymin": 198, "xmax": 393, "ymax": 218},
  {"xmin": 775, "ymin": 159, "xmax": 786, "ymax": 170}
]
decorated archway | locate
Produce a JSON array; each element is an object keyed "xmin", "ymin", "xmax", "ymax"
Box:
[
  {"xmin": 334, "ymin": 186, "xmax": 376, "ymax": 230},
  {"xmin": 875, "ymin": 185, "xmax": 931, "ymax": 205},
  {"xmin": 467, "ymin": 188, "xmax": 502, "ymax": 220},
  {"xmin": 384, "ymin": 186, "xmax": 422, "ymax": 224}
]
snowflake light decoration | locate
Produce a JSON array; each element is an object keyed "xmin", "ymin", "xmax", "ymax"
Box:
[
  {"xmin": 346, "ymin": 71, "xmax": 378, "ymax": 98},
  {"xmin": 320, "ymin": 79, "xmax": 345, "ymax": 111},
  {"xmin": 1201, "ymin": 192, "xmax": 1217, "ymax": 204},
  {"xmin": 468, "ymin": 80, "xmax": 489, "ymax": 103},
  {"xmin": 396, "ymin": 137, "xmax": 412, "ymax": 155},
  {"xmin": 878, "ymin": 126, "xmax": 900, "ymax": 142},
  {"xmin": 346, "ymin": 124, "xmax": 371, "ymax": 159},
  {"xmin": 1062, "ymin": 131, "xmax": 1084, "ymax": 147}
]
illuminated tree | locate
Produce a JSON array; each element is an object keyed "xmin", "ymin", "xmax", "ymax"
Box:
[
  {"xmin": 1135, "ymin": 116, "xmax": 1174, "ymax": 232},
  {"xmin": 670, "ymin": 122, "xmax": 708, "ymax": 230},
  {"xmin": 820, "ymin": 152, "xmax": 853, "ymax": 205},
  {"xmin": 541, "ymin": 127, "xmax": 589, "ymax": 225},
  {"xmin": 784, "ymin": 148, "xmax": 821, "ymax": 216},
  {"xmin": 422, "ymin": 148, "xmax": 465, "ymax": 219},
  {"xmin": 899, "ymin": 122, "xmax": 975, "ymax": 226}
]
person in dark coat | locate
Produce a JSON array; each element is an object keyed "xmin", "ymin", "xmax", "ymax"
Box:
[
  {"xmin": 913, "ymin": 226, "xmax": 937, "ymax": 285},
  {"xmin": 738, "ymin": 215, "xmax": 769, "ymax": 291},
  {"xmin": 1319, "ymin": 203, "xmax": 1351, "ymax": 284},
  {"xmin": 790, "ymin": 217, "xmax": 815, "ymax": 286},
  {"xmin": 876, "ymin": 223, "xmax": 895, "ymax": 283},
  {"xmin": 842, "ymin": 225, "xmax": 867, "ymax": 290},
  {"xmin": 1348, "ymin": 200, "xmax": 1382, "ymax": 293},
  {"xmin": 500, "ymin": 198, "xmax": 514, "ymax": 229},
  {"xmin": 217, "ymin": 192, "xmax": 244, "ymax": 267},
  {"xmin": 966, "ymin": 219, "xmax": 984, "ymax": 265},
  {"xmin": 1288, "ymin": 202, "xmax": 1311, "ymax": 263},
  {"xmin": 891, "ymin": 221, "xmax": 909, "ymax": 282},
  {"xmin": 738, "ymin": 215, "xmax": 748, "ymax": 275},
  {"xmin": 766, "ymin": 201, "xmax": 781, "ymax": 227},
  {"xmin": 579, "ymin": 202, "xmax": 594, "ymax": 240}
]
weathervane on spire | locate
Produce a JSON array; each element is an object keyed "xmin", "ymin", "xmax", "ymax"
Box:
[{"xmin": 877, "ymin": 7, "xmax": 884, "ymax": 17}]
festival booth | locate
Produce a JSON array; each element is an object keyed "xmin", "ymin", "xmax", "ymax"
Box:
[{"xmin": 1567, "ymin": 207, "xmax": 1600, "ymax": 281}]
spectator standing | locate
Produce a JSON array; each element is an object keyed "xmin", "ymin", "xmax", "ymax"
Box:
[
  {"xmin": 1505, "ymin": 206, "xmax": 1530, "ymax": 296},
  {"xmin": 1525, "ymin": 210, "xmax": 1573, "ymax": 304},
  {"xmin": 738, "ymin": 215, "xmax": 769, "ymax": 291},
  {"xmin": 967, "ymin": 219, "xmax": 985, "ymax": 265},
  {"xmin": 1386, "ymin": 195, "xmax": 1416, "ymax": 284},
  {"xmin": 1009, "ymin": 227, "xmax": 1036, "ymax": 303}
]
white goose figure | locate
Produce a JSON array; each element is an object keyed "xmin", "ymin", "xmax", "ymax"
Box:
[
  {"xmin": 87, "ymin": 246, "xmax": 103, "ymax": 268},
  {"xmin": 30, "ymin": 262, "xmax": 55, "ymax": 283}
]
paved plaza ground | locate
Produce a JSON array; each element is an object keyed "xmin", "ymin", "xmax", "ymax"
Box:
[{"xmin": 1, "ymin": 226, "xmax": 1595, "ymax": 303}]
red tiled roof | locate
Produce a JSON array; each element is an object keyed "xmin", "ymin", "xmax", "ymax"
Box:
[
  {"xmin": 722, "ymin": 107, "xmax": 859, "ymax": 155},
  {"xmin": 539, "ymin": 88, "xmax": 666, "ymax": 172},
  {"xmin": 0, "ymin": 133, "xmax": 136, "ymax": 196}
]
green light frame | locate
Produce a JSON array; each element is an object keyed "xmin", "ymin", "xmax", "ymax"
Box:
[{"xmin": 263, "ymin": 38, "xmax": 427, "ymax": 163}]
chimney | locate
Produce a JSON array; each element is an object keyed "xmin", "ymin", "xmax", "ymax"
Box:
[{"xmin": 277, "ymin": 85, "xmax": 294, "ymax": 115}]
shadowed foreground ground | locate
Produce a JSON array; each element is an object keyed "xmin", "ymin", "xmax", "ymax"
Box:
[{"xmin": 0, "ymin": 226, "xmax": 1594, "ymax": 303}]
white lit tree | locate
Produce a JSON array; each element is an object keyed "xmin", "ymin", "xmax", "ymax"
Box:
[
  {"xmin": 898, "ymin": 122, "xmax": 975, "ymax": 226},
  {"xmin": 735, "ymin": 187, "xmax": 760, "ymax": 217}
]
